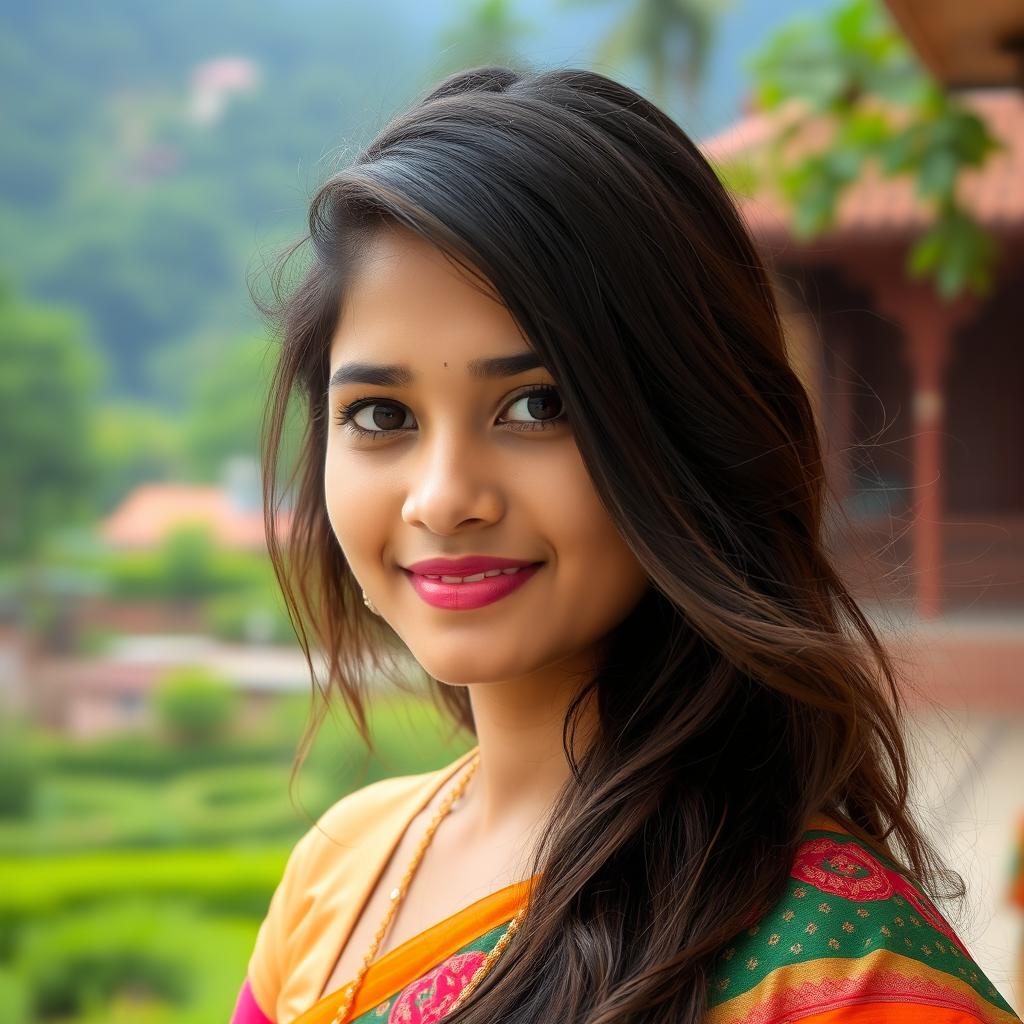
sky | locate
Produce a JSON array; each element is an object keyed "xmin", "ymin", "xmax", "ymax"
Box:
[{"xmin": 392, "ymin": 0, "xmax": 843, "ymax": 139}]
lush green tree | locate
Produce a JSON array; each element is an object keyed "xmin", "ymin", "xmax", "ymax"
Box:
[
  {"xmin": 34, "ymin": 188, "xmax": 236, "ymax": 394},
  {"xmin": 154, "ymin": 327, "xmax": 304, "ymax": 492},
  {"xmin": 179, "ymin": 331, "xmax": 278, "ymax": 480},
  {"xmin": 745, "ymin": 0, "xmax": 999, "ymax": 298},
  {"xmin": 153, "ymin": 665, "xmax": 239, "ymax": 746},
  {"xmin": 1, "ymin": 2, "xmax": 416, "ymax": 400},
  {"xmin": 160, "ymin": 525, "xmax": 220, "ymax": 602},
  {"xmin": 566, "ymin": 0, "xmax": 731, "ymax": 116},
  {"xmin": 0, "ymin": 278, "xmax": 104, "ymax": 562},
  {"xmin": 0, "ymin": 729, "xmax": 39, "ymax": 818},
  {"xmin": 434, "ymin": 0, "xmax": 536, "ymax": 77},
  {"xmin": 91, "ymin": 400, "xmax": 187, "ymax": 513}
]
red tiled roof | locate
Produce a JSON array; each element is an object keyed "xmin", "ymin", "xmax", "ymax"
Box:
[
  {"xmin": 99, "ymin": 482, "xmax": 290, "ymax": 550},
  {"xmin": 699, "ymin": 88, "xmax": 1024, "ymax": 239}
]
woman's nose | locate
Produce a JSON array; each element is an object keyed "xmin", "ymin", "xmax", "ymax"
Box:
[{"xmin": 400, "ymin": 432, "xmax": 504, "ymax": 533}]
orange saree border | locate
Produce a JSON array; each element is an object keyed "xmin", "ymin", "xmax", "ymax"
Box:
[
  {"xmin": 705, "ymin": 944, "xmax": 1019, "ymax": 1024},
  {"xmin": 291, "ymin": 810, "xmax": 857, "ymax": 1024},
  {"xmin": 293, "ymin": 875, "xmax": 535, "ymax": 1024},
  {"xmin": 796, "ymin": 1005, "xmax": 994, "ymax": 1024}
]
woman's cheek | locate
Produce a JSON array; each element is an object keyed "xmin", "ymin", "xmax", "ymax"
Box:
[{"xmin": 323, "ymin": 455, "xmax": 378, "ymax": 561}]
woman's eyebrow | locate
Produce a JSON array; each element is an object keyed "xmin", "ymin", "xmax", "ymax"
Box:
[{"xmin": 328, "ymin": 351, "xmax": 543, "ymax": 390}]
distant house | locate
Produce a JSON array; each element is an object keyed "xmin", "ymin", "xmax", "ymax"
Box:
[
  {"xmin": 188, "ymin": 55, "xmax": 261, "ymax": 125},
  {"xmin": 701, "ymin": 85, "xmax": 1024, "ymax": 620},
  {"xmin": 30, "ymin": 636, "xmax": 318, "ymax": 739},
  {"xmin": 99, "ymin": 457, "xmax": 290, "ymax": 552}
]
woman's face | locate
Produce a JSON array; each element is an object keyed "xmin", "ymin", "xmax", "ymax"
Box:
[{"xmin": 325, "ymin": 225, "xmax": 650, "ymax": 688}]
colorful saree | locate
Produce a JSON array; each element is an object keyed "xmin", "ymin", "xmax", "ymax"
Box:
[{"xmin": 232, "ymin": 748, "xmax": 1020, "ymax": 1024}]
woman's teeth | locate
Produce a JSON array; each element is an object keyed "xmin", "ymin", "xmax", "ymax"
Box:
[{"xmin": 423, "ymin": 566, "xmax": 526, "ymax": 584}]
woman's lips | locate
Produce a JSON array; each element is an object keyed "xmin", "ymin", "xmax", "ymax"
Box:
[{"xmin": 404, "ymin": 562, "xmax": 543, "ymax": 611}]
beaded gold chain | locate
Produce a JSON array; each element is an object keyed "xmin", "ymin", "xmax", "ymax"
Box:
[{"xmin": 328, "ymin": 752, "xmax": 524, "ymax": 1024}]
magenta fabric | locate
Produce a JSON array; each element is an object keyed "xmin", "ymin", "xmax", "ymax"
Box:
[{"xmin": 231, "ymin": 977, "xmax": 275, "ymax": 1024}]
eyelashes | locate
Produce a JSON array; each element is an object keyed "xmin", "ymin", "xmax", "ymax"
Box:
[{"xmin": 333, "ymin": 384, "xmax": 567, "ymax": 441}]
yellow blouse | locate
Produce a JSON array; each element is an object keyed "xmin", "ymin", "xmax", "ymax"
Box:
[{"xmin": 246, "ymin": 747, "xmax": 479, "ymax": 1023}]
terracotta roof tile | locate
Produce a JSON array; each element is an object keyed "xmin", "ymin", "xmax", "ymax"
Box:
[
  {"xmin": 99, "ymin": 482, "xmax": 291, "ymax": 550},
  {"xmin": 700, "ymin": 88, "xmax": 1024, "ymax": 239}
]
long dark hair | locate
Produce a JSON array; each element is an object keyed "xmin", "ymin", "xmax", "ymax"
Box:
[{"xmin": 253, "ymin": 65, "xmax": 962, "ymax": 1024}]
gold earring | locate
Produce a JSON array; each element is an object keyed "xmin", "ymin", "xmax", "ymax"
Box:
[{"xmin": 361, "ymin": 588, "xmax": 380, "ymax": 615}]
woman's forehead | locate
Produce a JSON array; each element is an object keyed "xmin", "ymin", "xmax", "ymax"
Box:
[{"xmin": 330, "ymin": 237, "xmax": 528, "ymax": 374}]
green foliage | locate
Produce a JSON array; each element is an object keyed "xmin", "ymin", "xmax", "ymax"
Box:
[
  {"xmin": 153, "ymin": 665, "xmax": 239, "ymax": 745},
  {"xmin": 562, "ymin": 0, "xmax": 731, "ymax": 114},
  {"xmin": 0, "ymin": 732, "xmax": 40, "ymax": 819},
  {"xmin": 0, "ymin": 767, "xmax": 332, "ymax": 856},
  {"xmin": 33, "ymin": 730, "xmax": 294, "ymax": 780},
  {"xmin": 162, "ymin": 526, "xmax": 220, "ymax": 600},
  {"xmin": 746, "ymin": 0, "xmax": 1000, "ymax": 299},
  {"xmin": 0, "ymin": 695, "xmax": 471, "ymax": 855},
  {"xmin": 162, "ymin": 765, "xmax": 336, "ymax": 843},
  {"xmin": 435, "ymin": 0, "xmax": 536, "ymax": 78},
  {"xmin": 1, "ymin": 3, "xmax": 408, "ymax": 397},
  {"xmin": 0, "ymin": 966, "xmax": 29, "ymax": 1024},
  {"xmin": 92, "ymin": 400, "xmax": 187, "ymax": 514},
  {"xmin": 203, "ymin": 587, "xmax": 296, "ymax": 644},
  {"xmin": 180, "ymin": 332, "xmax": 279, "ymax": 479},
  {"xmin": 12, "ymin": 898, "xmax": 259, "ymax": 1024},
  {"xmin": 0, "ymin": 847, "xmax": 290, "ymax": 925},
  {"xmin": 0, "ymin": 695, "xmax": 473, "ymax": 1021},
  {"xmin": 0, "ymin": 279, "xmax": 106, "ymax": 560},
  {"xmin": 18, "ymin": 899, "xmax": 191, "ymax": 1018},
  {"xmin": 0, "ymin": 775, "xmax": 170, "ymax": 854},
  {"xmin": 106, "ymin": 527, "xmax": 272, "ymax": 600},
  {"xmin": 35, "ymin": 189, "xmax": 237, "ymax": 394}
]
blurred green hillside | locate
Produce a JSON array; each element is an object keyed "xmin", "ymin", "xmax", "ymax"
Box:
[{"xmin": 0, "ymin": 0, "xmax": 436, "ymax": 398}]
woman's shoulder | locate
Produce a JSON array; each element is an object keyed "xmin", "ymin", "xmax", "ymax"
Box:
[
  {"xmin": 706, "ymin": 814, "xmax": 1020, "ymax": 1024},
  {"xmin": 244, "ymin": 749, "xmax": 477, "ymax": 1022},
  {"xmin": 296, "ymin": 748, "xmax": 479, "ymax": 876}
]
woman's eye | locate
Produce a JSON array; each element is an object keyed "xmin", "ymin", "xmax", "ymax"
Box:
[
  {"xmin": 334, "ymin": 400, "xmax": 414, "ymax": 439},
  {"xmin": 333, "ymin": 385, "xmax": 566, "ymax": 441},
  {"xmin": 500, "ymin": 386, "xmax": 565, "ymax": 430}
]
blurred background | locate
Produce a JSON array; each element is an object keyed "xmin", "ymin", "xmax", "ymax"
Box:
[{"xmin": 1, "ymin": 0, "xmax": 1022, "ymax": 1020}]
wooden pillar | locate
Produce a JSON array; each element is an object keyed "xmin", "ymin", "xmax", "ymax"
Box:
[{"xmin": 903, "ymin": 295, "xmax": 951, "ymax": 618}]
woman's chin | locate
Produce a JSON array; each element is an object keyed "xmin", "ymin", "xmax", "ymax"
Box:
[{"xmin": 412, "ymin": 656, "xmax": 526, "ymax": 689}]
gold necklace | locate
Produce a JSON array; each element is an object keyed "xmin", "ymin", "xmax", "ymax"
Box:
[{"xmin": 329, "ymin": 751, "xmax": 525, "ymax": 1024}]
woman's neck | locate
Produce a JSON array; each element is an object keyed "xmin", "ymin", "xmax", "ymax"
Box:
[{"xmin": 460, "ymin": 648, "xmax": 601, "ymax": 837}]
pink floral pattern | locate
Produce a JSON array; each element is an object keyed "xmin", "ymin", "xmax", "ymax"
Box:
[
  {"xmin": 790, "ymin": 836, "xmax": 970, "ymax": 957},
  {"xmin": 385, "ymin": 951, "xmax": 487, "ymax": 1024},
  {"xmin": 791, "ymin": 837, "xmax": 893, "ymax": 901}
]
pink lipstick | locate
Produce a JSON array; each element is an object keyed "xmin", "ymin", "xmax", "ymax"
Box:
[{"xmin": 401, "ymin": 556, "xmax": 544, "ymax": 611}]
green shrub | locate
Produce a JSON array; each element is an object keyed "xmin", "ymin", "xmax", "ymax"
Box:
[
  {"xmin": 0, "ymin": 764, "xmax": 333, "ymax": 855},
  {"xmin": 0, "ymin": 847, "xmax": 291, "ymax": 934},
  {"xmin": 154, "ymin": 665, "xmax": 239, "ymax": 745},
  {"xmin": 35, "ymin": 730, "xmax": 296, "ymax": 779},
  {"xmin": 106, "ymin": 528, "xmax": 273, "ymax": 601},
  {"xmin": 0, "ymin": 731, "xmax": 39, "ymax": 818},
  {"xmin": 298, "ymin": 693, "xmax": 472, "ymax": 784},
  {"xmin": 13, "ymin": 898, "xmax": 261, "ymax": 1024},
  {"xmin": 0, "ymin": 775, "xmax": 159, "ymax": 854},
  {"xmin": 0, "ymin": 966, "xmax": 29, "ymax": 1024},
  {"xmin": 2, "ymin": 695, "xmax": 472, "ymax": 855},
  {"xmin": 17, "ymin": 898, "xmax": 192, "ymax": 1017},
  {"xmin": 203, "ymin": 587, "xmax": 295, "ymax": 644},
  {"xmin": 163, "ymin": 765, "xmax": 336, "ymax": 843}
]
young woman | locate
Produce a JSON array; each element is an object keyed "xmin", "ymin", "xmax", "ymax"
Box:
[{"xmin": 230, "ymin": 65, "xmax": 1020, "ymax": 1024}]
